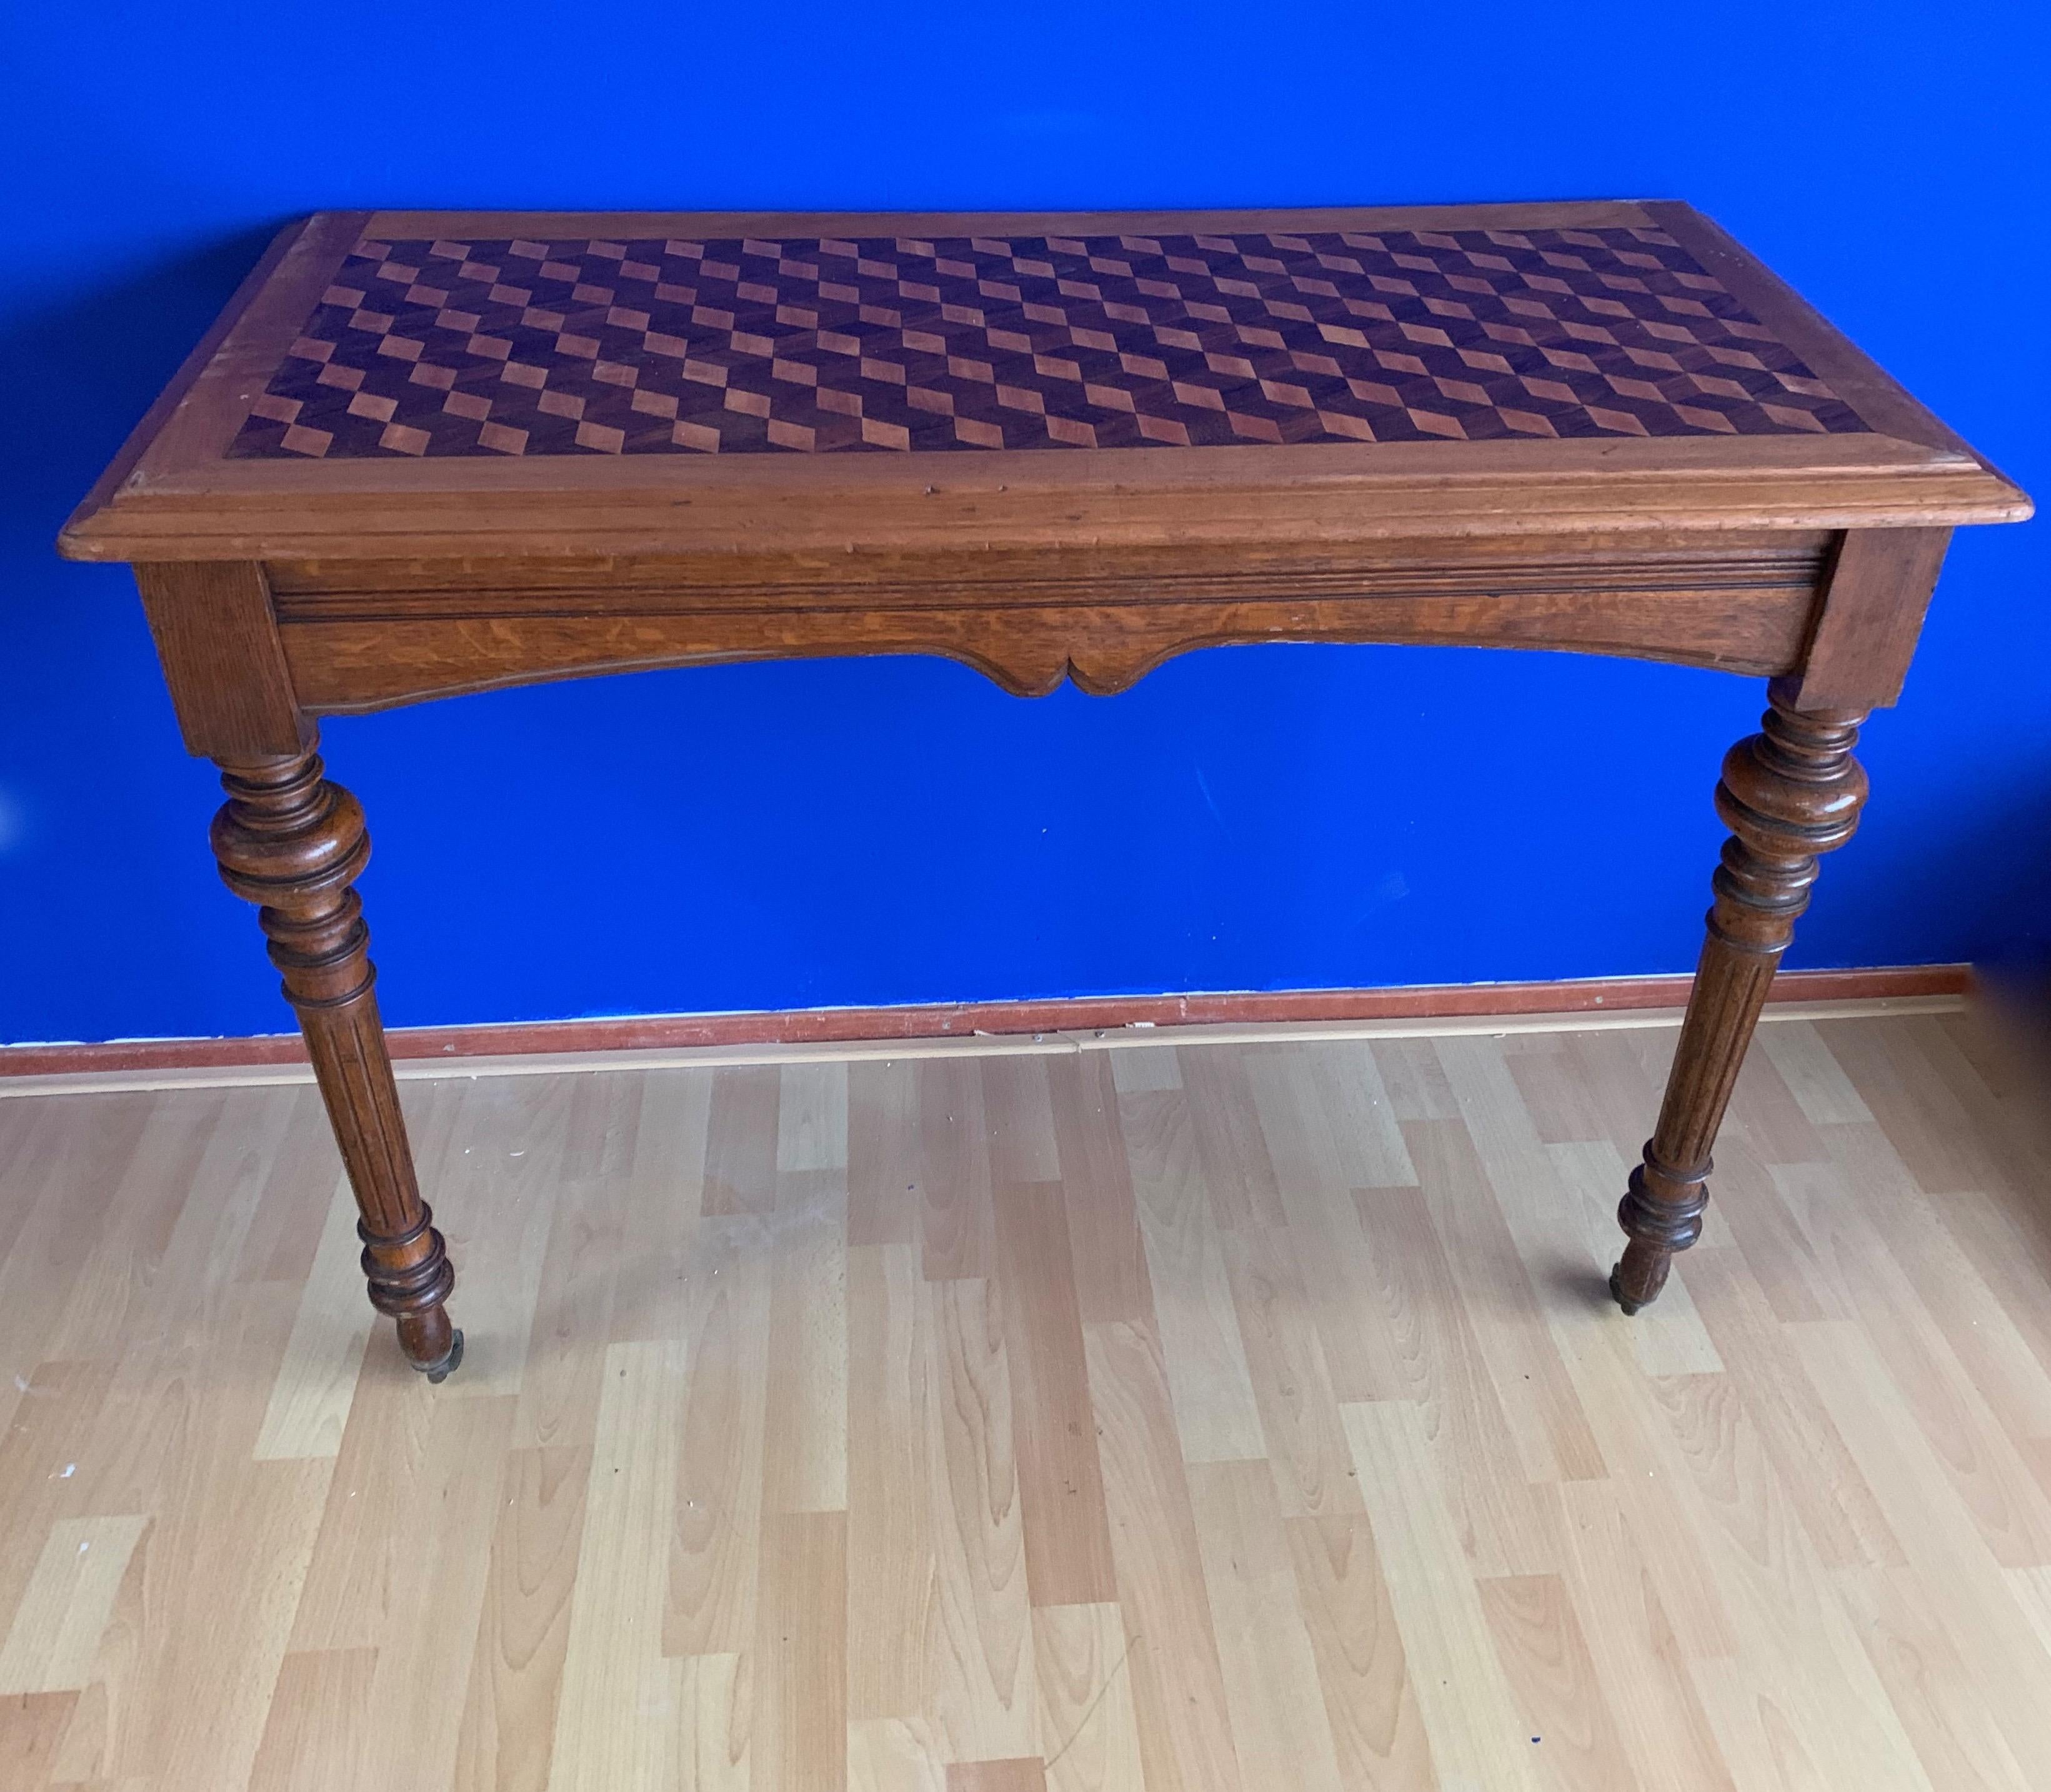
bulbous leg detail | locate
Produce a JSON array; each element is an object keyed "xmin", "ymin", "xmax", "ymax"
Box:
[
  {"xmin": 212, "ymin": 741, "xmax": 459, "ymax": 1374},
  {"xmin": 1612, "ymin": 679, "xmax": 1869, "ymax": 1313}
]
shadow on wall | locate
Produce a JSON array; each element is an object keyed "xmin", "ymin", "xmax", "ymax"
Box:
[
  {"xmin": 1, "ymin": 228, "xmax": 285, "ymax": 534},
  {"xmin": 1964, "ymin": 791, "xmax": 2051, "ymax": 979}
]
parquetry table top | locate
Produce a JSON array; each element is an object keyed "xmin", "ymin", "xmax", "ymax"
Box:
[
  {"xmin": 61, "ymin": 201, "xmax": 2027, "ymax": 562},
  {"xmin": 229, "ymin": 224, "xmax": 1867, "ymax": 461}
]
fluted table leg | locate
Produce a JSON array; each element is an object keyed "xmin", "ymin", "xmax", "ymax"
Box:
[
  {"xmin": 212, "ymin": 739, "xmax": 461, "ymax": 1378},
  {"xmin": 1612, "ymin": 677, "xmax": 1870, "ymax": 1313}
]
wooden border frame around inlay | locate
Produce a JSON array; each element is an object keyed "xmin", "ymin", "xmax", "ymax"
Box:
[{"xmin": 0, "ymin": 964, "xmax": 1970, "ymax": 1084}]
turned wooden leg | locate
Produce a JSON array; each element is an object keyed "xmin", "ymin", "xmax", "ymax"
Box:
[
  {"xmin": 1611, "ymin": 677, "xmax": 1870, "ymax": 1313},
  {"xmin": 212, "ymin": 741, "xmax": 461, "ymax": 1378}
]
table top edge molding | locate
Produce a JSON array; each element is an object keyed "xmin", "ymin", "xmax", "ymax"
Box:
[{"xmin": 57, "ymin": 199, "xmax": 2031, "ymax": 566}]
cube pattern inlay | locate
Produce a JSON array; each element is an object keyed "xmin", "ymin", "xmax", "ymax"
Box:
[{"xmin": 228, "ymin": 226, "xmax": 1870, "ymax": 459}]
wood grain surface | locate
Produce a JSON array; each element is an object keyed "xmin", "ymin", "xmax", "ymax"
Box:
[
  {"xmin": 4, "ymin": 1004, "xmax": 2050, "ymax": 1789},
  {"xmin": 58, "ymin": 203, "xmax": 2028, "ymax": 565}
]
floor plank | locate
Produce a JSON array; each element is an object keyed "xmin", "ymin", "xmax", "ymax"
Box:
[{"xmin": 1, "ymin": 1007, "xmax": 2046, "ymax": 1791}]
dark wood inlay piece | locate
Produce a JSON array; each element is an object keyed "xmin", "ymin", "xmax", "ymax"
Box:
[{"xmin": 226, "ymin": 224, "xmax": 1870, "ymax": 463}]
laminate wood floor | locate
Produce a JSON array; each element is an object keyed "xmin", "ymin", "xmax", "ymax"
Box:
[{"xmin": 4, "ymin": 1009, "xmax": 2050, "ymax": 1791}]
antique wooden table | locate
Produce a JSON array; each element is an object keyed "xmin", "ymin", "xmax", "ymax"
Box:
[{"xmin": 62, "ymin": 201, "xmax": 2029, "ymax": 1379}]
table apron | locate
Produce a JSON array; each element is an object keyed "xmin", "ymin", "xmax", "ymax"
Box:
[{"xmin": 267, "ymin": 534, "xmax": 1830, "ymax": 710}]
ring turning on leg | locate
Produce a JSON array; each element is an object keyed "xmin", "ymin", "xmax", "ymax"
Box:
[
  {"xmin": 1612, "ymin": 678, "xmax": 1869, "ymax": 1313},
  {"xmin": 211, "ymin": 741, "xmax": 460, "ymax": 1375}
]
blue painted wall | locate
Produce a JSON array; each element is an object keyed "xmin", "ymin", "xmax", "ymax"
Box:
[{"xmin": 3, "ymin": 4, "xmax": 2045, "ymax": 1044}]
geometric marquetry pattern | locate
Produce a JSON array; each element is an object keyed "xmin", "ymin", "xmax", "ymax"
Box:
[{"xmin": 227, "ymin": 226, "xmax": 1870, "ymax": 459}]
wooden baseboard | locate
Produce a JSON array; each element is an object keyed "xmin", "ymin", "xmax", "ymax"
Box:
[{"xmin": 0, "ymin": 964, "xmax": 1972, "ymax": 1081}]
